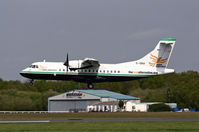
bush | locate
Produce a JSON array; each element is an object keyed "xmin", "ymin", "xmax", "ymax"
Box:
[
  {"xmin": 149, "ymin": 103, "xmax": 171, "ymax": 112},
  {"xmin": 118, "ymin": 100, "xmax": 124, "ymax": 109}
]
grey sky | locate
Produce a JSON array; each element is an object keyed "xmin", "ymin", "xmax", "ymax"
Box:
[{"xmin": 0, "ymin": 0, "xmax": 199, "ymax": 81}]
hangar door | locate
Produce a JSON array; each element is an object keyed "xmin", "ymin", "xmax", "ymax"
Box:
[{"xmin": 49, "ymin": 100, "xmax": 99, "ymax": 112}]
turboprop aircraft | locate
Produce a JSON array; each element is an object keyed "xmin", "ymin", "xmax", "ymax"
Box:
[{"xmin": 20, "ymin": 38, "xmax": 176, "ymax": 88}]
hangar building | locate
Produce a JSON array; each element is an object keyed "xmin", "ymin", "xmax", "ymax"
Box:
[{"xmin": 48, "ymin": 90, "xmax": 140, "ymax": 112}]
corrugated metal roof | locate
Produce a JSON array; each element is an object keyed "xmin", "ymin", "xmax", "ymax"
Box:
[
  {"xmin": 76, "ymin": 90, "xmax": 140, "ymax": 100},
  {"xmin": 90, "ymin": 101, "xmax": 119, "ymax": 105}
]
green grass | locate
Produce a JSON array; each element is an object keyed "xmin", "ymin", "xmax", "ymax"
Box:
[
  {"xmin": 1, "ymin": 112, "xmax": 199, "ymax": 120},
  {"xmin": 1, "ymin": 113, "xmax": 199, "ymax": 132},
  {"xmin": 0, "ymin": 122, "xmax": 199, "ymax": 132}
]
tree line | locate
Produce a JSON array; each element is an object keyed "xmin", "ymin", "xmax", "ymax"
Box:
[{"xmin": 0, "ymin": 70, "xmax": 199, "ymax": 111}]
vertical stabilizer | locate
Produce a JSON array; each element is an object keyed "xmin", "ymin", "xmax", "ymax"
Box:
[{"xmin": 137, "ymin": 38, "xmax": 176, "ymax": 68}]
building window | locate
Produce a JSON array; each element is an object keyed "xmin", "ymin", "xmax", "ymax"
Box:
[{"xmin": 132, "ymin": 106, "xmax": 135, "ymax": 110}]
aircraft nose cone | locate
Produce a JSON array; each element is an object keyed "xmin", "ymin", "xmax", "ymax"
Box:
[
  {"xmin": 20, "ymin": 71, "xmax": 25, "ymax": 77},
  {"xmin": 20, "ymin": 69, "xmax": 28, "ymax": 77},
  {"xmin": 20, "ymin": 71, "xmax": 31, "ymax": 79}
]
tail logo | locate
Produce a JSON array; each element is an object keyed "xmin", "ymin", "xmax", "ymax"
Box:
[{"xmin": 149, "ymin": 54, "xmax": 167, "ymax": 67}]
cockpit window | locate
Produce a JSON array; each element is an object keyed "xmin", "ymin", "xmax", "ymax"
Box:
[{"xmin": 29, "ymin": 65, "xmax": 39, "ymax": 68}]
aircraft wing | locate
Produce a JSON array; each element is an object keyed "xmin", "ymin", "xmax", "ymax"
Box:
[{"xmin": 81, "ymin": 58, "xmax": 100, "ymax": 68}]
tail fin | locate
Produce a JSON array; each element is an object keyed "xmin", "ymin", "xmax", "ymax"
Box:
[{"xmin": 137, "ymin": 38, "xmax": 176, "ymax": 68}]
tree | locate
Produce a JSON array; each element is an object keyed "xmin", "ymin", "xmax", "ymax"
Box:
[
  {"xmin": 1, "ymin": 70, "xmax": 199, "ymax": 111},
  {"xmin": 118, "ymin": 100, "xmax": 124, "ymax": 111}
]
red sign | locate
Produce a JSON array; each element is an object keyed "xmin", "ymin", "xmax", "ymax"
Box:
[{"xmin": 66, "ymin": 93, "xmax": 82, "ymax": 97}]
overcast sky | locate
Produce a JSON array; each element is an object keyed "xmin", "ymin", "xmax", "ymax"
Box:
[{"xmin": 0, "ymin": 0, "xmax": 199, "ymax": 81}]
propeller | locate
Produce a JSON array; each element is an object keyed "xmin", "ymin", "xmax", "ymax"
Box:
[{"xmin": 64, "ymin": 53, "xmax": 69, "ymax": 72}]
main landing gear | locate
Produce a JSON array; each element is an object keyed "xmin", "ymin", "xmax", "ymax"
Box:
[
  {"xmin": 29, "ymin": 79, "xmax": 34, "ymax": 85},
  {"xmin": 87, "ymin": 82, "xmax": 94, "ymax": 89}
]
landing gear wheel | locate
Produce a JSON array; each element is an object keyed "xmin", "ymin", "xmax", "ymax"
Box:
[
  {"xmin": 87, "ymin": 83, "xmax": 94, "ymax": 89},
  {"xmin": 29, "ymin": 79, "xmax": 34, "ymax": 86}
]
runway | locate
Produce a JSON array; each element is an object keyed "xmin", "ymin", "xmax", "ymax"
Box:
[
  {"xmin": 0, "ymin": 120, "xmax": 50, "ymax": 123},
  {"xmin": 1, "ymin": 118, "xmax": 199, "ymax": 123},
  {"xmin": 51, "ymin": 118, "xmax": 199, "ymax": 122}
]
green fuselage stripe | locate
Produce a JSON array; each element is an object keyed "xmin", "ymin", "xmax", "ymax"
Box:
[{"xmin": 20, "ymin": 71, "xmax": 156, "ymax": 77}]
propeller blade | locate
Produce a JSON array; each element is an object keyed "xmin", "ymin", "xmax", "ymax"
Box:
[
  {"xmin": 67, "ymin": 53, "xmax": 69, "ymax": 72},
  {"xmin": 64, "ymin": 53, "xmax": 69, "ymax": 72}
]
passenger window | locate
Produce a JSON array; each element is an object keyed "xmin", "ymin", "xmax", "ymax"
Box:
[
  {"xmin": 63, "ymin": 69, "xmax": 65, "ymax": 71},
  {"xmin": 110, "ymin": 70, "xmax": 112, "ymax": 73},
  {"xmin": 107, "ymin": 70, "xmax": 109, "ymax": 73},
  {"xmin": 114, "ymin": 70, "xmax": 116, "ymax": 73},
  {"xmin": 118, "ymin": 71, "xmax": 120, "ymax": 73},
  {"xmin": 93, "ymin": 70, "xmax": 95, "ymax": 72},
  {"xmin": 103, "ymin": 70, "xmax": 105, "ymax": 73},
  {"xmin": 85, "ymin": 70, "xmax": 87, "ymax": 72},
  {"xmin": 88, "ymin": 69, "xmax": 91, "ymax": 72},
  {"xmin": 96, "ymin": 70, "xmax": 98, "ymax": 72}
]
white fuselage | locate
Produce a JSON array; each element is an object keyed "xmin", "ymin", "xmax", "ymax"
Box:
[{"xmin": 20, "ymin": 60, "xmax": 173, "ymax": 83}]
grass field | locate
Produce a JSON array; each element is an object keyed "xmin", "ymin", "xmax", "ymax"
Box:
[
  {"xmin": 1, "ymin": 112, "xmax": 199, "ymax": 120},
  {"xmin": 1, "ymin": 122, "xmax": 199, "ymax": 132},
  {"xmin": 1, "ymin": 112, "xmax": 199, "ymax": 132}
]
